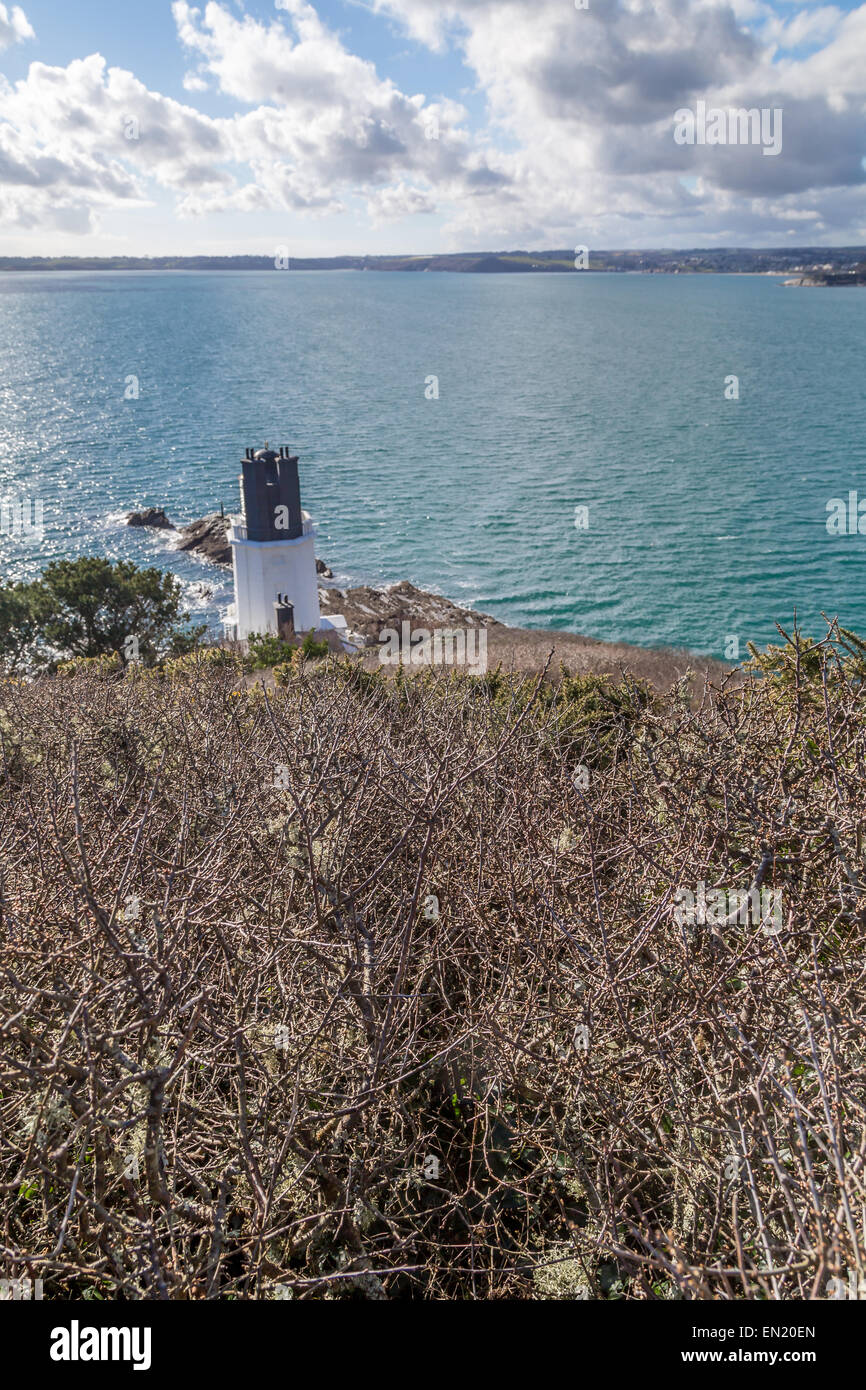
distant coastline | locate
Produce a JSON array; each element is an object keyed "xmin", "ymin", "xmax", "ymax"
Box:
[{"xmin": 1, "ymin": 246, "xmax": 865, "ymax": 280}]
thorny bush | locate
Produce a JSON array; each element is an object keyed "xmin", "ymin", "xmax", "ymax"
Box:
[{"xmin": 0, "ymin": 622, "xmax": 864, "ymax": 1299}]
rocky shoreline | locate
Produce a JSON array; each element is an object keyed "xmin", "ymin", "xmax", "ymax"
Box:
[
  {"xmin": 782, "ymin": 268, "xmax": 866, "ymax": 288},
  {"xmin": 127, "ymin": 508, "xmax": 730, "ymax": 688},
  {"xmin": 127, "ymin": 508, "xmax": 333, "ymax": 574},
  {"xmin": 320, "ymin": 580, "xmax": 729, "ymax": 687},
  {"xmin": 127, "ymin": 508, "xmax": 232, "ymax": 567}
]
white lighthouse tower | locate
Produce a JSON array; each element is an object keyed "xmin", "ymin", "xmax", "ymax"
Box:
[{"xmin": 228, "ymin": 444, "xmax": 322, "ymax": 640}]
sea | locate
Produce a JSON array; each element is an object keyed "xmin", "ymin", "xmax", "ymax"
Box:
[{"xmin": 0, "ymin": 267, "xmax": 864, "ymax": 658}]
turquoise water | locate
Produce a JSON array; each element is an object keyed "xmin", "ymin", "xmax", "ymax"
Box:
[{"xmin": 0, "ymin": 268, "xmax": 864, "ymax": 656}]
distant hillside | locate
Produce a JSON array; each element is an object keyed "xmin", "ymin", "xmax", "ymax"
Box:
[{"xmin": 1, "ymin": 247, "xmax": 865, "ymax": 276}]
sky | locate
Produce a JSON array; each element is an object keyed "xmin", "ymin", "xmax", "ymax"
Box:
[{"xmin": 0, "ymin": 0, "xmax": 865, "ymax": 255}]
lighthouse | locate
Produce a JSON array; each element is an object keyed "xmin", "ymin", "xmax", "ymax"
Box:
[{"xmin": 228, "ymin": 444, "xmax": 322, "ymax": 640}]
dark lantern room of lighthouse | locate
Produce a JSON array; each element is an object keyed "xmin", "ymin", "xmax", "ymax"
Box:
[{"xmin": 239, "ymin": 444, "xmax": 304, "ymax": 541}]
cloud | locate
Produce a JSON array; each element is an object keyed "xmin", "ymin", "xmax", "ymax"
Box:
[
  {"xmin": 365, "ymin": 0, "xmax": 866, "ymax": 245},
  {"xmin": 0, "ymin": 52, "xmax": 228, "ymax": 230},
  {"xmin": 171, "ymin": 0, "xmax": 492, "ymax": 200},
  {"xmin": 365, "ymin": 179, "xmax": 437, "ymax": 220},
  {"xmin": 0, "ymin": 3, "xmax": 33, "ymax": 51},
  {"xmin": 0, "ymin": 2, "xmax": 501, "ymax": 237},
  {"xmin": 0, "ymin": 0, "xmax": 864, "ymax": 246}
]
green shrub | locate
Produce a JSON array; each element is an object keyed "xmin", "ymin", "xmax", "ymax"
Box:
[{"xmin": 247, "ymin": 631, "xmax": 298, "ymax": 669}]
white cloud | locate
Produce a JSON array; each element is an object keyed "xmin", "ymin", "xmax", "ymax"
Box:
[
  {"xmin": 0, "ymin": 52, "xmax": 228, "ymax": 231},
  {"xmin": 171, "ymin": 0, "xmax": 486, "ymax": 200},
  {"xmin": 0, "ymin": 2, "xmax": 497, "ymax": 237},
  {"xmin": 765, "ymin": 6, "xmax": 844, "ymax": 52},
  {"xmin": 366, "ymin": 0, "xmax": 866, "ymax": 245},
  {"xmin": 0, "ymin": 0, "xmax": 864, "ymax": 247},
  {"xmin": 0, "ymin": 3, "xmax": 33, "ymax": 51},
  {"xmin": 366, "ymin": 179, "xmax": 436, "ymax": 220}
]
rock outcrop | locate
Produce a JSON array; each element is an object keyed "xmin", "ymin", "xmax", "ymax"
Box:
[
  {"xmin": 318, "ymin": 579, "xmax": 496, "ymax": 646},
  {"xmin": 127, "ymin": 508, "xmax": 174, "ymax": 530},
  {"xmin": 176, "ymin": 515, "xmax": 232, "ymax": 567}
]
